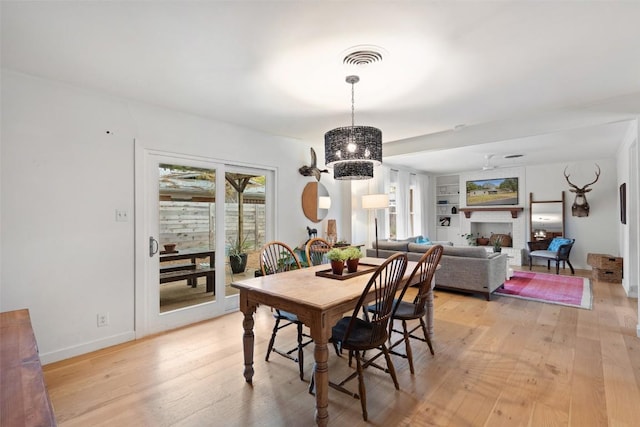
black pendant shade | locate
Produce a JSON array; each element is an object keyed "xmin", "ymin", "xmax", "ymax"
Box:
[{"xmin": 324, "ymin": 76, "xmax": 382, "ymax": 180}]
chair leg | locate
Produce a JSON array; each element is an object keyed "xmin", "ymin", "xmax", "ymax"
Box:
[
  {"xmin": 556, "ymin": 260, "xmax": 560, "ymax": 274},
  {"xmin": 381, "ymin": 343, "xmax": 400, "ymax": 390},
  {"xmin": 529, "ymin": 256, "xmax": 533, "ymax": 270},
  {"xmin": 402, "ymin": 320, "xmax": 415, "ymax": 375},
  {"xmin": 547, "ymin": 260, "xmax": 551, "ymax": 271},
  {"xmin": 308, "ymin": 363, "xmax": 316, "ymax": 395},
  {"xmin": 355, "ymin": 352, "xmax": 368, "ymax": 422},
  {"xmin": 567, "ymin": 259, "xmax": 575, "ymax": 275},
  {"xmin": 419, "ymin": 317, "xmax": 435, "ymax": 356},
  {"xmin": 297, "ymin": 322, "xmax": 304, "ymax": 381},
  {"xmin": 265, "ymin": 318, "xmax": 280, "ymax": 362}
]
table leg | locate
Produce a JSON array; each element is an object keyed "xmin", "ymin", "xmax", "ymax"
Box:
[
  {"xmin": 425, "ymin": 289, "xmax": 434, "ymax": 338},
  {"xmin": 313, "ymin": 336, "xmax": 329, "ymax": 426},
  {"xmin": 240, "ymin": 300, "xmax": 257, "ymax": 384}
]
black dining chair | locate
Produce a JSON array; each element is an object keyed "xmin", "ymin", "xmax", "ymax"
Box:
[
  {"xmin": 321, "ymin": 252, "xmax": 408, "ymax": 421},
  {"xmin": 260, "ymin": 241, "xmax": 311, "ymax": 381},
  {"xmin": 380, "ymin": 244, "xmax": 443, "ymax": 374}
]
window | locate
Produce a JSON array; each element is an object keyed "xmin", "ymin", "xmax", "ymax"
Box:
[{"xmin": 388, "ymin": 170, "xmax": 398, "ymax": 239}]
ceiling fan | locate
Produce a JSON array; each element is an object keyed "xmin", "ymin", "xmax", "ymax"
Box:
[
  {"xmin": 482, "ymin": 154, "xmax": 497, "ymax": 170},
  {"xmin": 481, "ymin": 153, "xmax": 525, "ymax": 170}
]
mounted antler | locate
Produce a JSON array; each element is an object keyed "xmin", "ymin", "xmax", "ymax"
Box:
[{"xmin": 564, "ymin": 164, "xmax": 601, "ymax": 217}]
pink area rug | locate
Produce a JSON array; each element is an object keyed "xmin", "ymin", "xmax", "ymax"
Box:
[{"xmin": 495, "ymin": 271, "xmax": 592, "ymax": 309}]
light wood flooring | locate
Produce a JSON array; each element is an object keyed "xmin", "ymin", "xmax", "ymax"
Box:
[{"xmin": 43, "ymin": 266, "xmax": 639, "ymax": 426}]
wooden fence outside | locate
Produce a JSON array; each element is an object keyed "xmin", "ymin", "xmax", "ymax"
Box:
[{"xmin": 159, "ymin": 201, "xmax": 265, "ymax": 253}]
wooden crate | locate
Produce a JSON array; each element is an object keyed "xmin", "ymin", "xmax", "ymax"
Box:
[
  {"xmin": 587, "ymin": 253, "xmax": 623, "ymax": 270},
  {"xmin": 592, "ymin": 268, "xmax": 623, "ymax": 283}
]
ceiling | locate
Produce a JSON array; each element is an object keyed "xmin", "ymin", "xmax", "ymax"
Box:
[{"xmin": 3, "ymin": 1, "xmax": 640, "ymax": 174}]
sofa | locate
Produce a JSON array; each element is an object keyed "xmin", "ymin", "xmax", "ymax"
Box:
[{"xmin": 367, "ymin": 238, "xmax": 508, "ymax": 300}]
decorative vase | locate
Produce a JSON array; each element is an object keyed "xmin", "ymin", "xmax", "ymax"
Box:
[
  {"xmin": 451, "ymin": 206, "xmax": 457, "ymax": 214},
  {"xmin": 346, "ymin": 258, "xmax": 359, "ymax": 273},
  {"xmin": 477, "ymin": 237, "xmax": 489, "ymax": 246},
  {"xmin": 330, "ymin": 260, "xmax": 344, "ymax": 275}
]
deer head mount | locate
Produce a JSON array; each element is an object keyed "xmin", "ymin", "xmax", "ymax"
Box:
[{"xmin": 564, "ymin": 164, "xmax": 600, "ymax": 217}]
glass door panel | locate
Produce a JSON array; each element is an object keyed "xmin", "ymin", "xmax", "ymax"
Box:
[
  {"xmin": 159, "ymin": 164, "xmax": 218, "ymax": 313},
  {"xmin": 224, "ymin": 171, "xmax": 267, "ymax": 296}
]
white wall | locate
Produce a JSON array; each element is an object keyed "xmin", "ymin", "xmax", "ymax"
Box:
[
  {"xmin": 525, "ymin": 159, "xmax": 619, "ymax": 270},
  {"xmin": 0, "ymin": 71, "xmax": 341, "ymax": 363},
  {"xmin": 617, "ymin": 123, "xmax": 638, "ymax": 298}
]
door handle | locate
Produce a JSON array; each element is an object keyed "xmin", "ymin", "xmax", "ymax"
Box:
[{"xmin": 149, "ymin": 236, "xmax": 159, "ymax": 257}]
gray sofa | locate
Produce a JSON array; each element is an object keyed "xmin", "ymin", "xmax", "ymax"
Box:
[{"xmin": 367, "ymin": 239, "xmax": 508, "ymax": 300}]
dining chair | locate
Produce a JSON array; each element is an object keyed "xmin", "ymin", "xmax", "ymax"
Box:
[
  {"xmin": 382, "ymin": 244, "xmax": 443, "ymax": 374},
  {"xmin": 305, "ymin": 237, "xmax": 331, "ymax": 266},
  {"xmin": 323, "ymin": 252, "xmax": 408, "ymax": 421},
  {"xmin": 260, "ymin": 241, "xmax": 311, "ymax": 380}
]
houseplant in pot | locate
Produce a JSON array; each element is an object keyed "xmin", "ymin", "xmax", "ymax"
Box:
[
  {"xmin": 493, "ymin": 235, "xmax": 503, "ymax": 253},
  {"xmin": 326, "ymin": 248, "xmax": 346, "ymax": 275},
  {"xmin": 228, "ymin": 235, "xmax": 250, "ymax": 274},
  {"xmin": 343, "ymin": 247, "xmax": 363, "ymax": 273}
]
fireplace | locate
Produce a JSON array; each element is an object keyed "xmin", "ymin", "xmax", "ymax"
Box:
[
  {"xmin": 470, "ymin": 222, "xmax": 513, "ymax": 246},
  {"xmin": 461, "ymin": 209, "xmax": 525, "ymax": 265}
]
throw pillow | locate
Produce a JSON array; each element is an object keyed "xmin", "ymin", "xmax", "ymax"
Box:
[
  {"xmin": 547, "ymin": 237, "xmax": 572, "ymax": 252},
  {"xmin": 416, "ymin": 235, "xmax": 431, "ymax": 245}
]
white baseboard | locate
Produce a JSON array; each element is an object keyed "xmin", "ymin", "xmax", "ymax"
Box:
[{"xmin": 40, "ymin": 331, "xmax": 136, "ymax": 365}]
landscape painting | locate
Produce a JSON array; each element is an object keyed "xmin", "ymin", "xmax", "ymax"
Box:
[{"xmin": 466, "ymin": 177, "xmax": 519, "ymax": 206}]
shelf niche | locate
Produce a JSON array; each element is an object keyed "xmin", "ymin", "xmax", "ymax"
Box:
[{"xmin": 459, "ymin": 207, "xmax": 524, "ymax": 219}]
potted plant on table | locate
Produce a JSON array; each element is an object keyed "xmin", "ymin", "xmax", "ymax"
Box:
[
  {"xmin": 326, "ymin": 248, "xmax": 346, "ymax": 275},
  {"xmin": 342, "ymin": 247, "xmax": 363, "ymax": 273},
  {"xmin": 228, "ymin": 235, "xmax": 251, "ymax": 274}
]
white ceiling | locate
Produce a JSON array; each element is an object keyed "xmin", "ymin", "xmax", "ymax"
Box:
[{"xmin": 2, "ymin": 1, "xmax": 640, "ymax": 174}]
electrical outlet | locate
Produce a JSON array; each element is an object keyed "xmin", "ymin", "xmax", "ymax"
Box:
[
  {"xmin": 97, "ymin": 312, "xmax": 109, "ymax": 327},
  {"xmin": 115, "ymin": 210, "xmax": 128, "ymax": 222}
]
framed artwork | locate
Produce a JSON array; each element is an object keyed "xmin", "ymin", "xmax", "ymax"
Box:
[
  {"xmin": 620, "ymin": 183, "xmax": 626, "ymax": 224},
  {"xmin": 466, "ymin": 177, "xmax": 518, "ymax": 206}
]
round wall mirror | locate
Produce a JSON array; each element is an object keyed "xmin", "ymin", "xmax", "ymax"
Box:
[{"xmin": 302, "ymin": 182, "xmax": 330, "ymax": 223}]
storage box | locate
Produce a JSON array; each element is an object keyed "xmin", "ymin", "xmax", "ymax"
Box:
[
  {"xmin": 587, "ymin": 253, "xmax": 623, "ymax": 270},
  {"xmin": 592, "ymin": 268, "xmax": 623, "ymax": 283}
]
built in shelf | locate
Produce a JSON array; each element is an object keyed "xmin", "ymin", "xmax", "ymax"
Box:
[{"xmin": 459, "ymin": 207, "xmax": 524, "ymax": 219}]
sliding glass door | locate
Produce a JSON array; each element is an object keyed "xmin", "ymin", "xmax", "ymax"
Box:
[{"xmin": 135, "ymin": 144, "xmax": 273, "ymax": 335}]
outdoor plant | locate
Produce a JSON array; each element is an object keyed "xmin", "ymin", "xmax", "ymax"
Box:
[
  {"xmin": 228, "ymin": 234, "xmax": 251, "ymax": 274},
  {"xmin": 228, "ymin": 234, "xmax": 251, "ymax": 259}
]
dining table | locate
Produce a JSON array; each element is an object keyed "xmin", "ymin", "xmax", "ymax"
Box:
[{"xmin": 230, "ymin": 257, "xmax": 433, "ymax": 426}]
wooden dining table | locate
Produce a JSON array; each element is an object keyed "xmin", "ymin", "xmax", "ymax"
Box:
[{"xmin": 230, "ymin": 257, "xmax": 432, "ymax": 426}]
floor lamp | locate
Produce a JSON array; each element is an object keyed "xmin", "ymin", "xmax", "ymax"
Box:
[{"xmin": 362, "ymin": 194, "xmax": 390, "ymax": 258}]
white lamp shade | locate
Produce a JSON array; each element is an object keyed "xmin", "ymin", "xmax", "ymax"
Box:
[
  {"xmin": 318, "ymin": 196, "xmax": 331, "ymax": 210},
  {"xmin": 362, "ymin": 194, "xmax": 389, "ymax": 209}
]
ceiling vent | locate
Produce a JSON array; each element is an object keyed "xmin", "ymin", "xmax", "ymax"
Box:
[{"xmin": 342, "ymin": 46, "xmax": 385, "ymax": 66}]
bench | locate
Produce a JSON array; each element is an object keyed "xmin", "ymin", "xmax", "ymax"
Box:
[{"xmin": 160, "ymin": 267, "xmax": 216, "ymax": 293}]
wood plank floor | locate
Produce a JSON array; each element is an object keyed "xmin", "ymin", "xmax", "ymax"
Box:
[{"xmin": 43, "ymin": 266, "xmax": 639, "ymax": 426}]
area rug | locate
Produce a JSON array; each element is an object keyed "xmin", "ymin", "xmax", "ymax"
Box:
[{"xmin": 495, "ymin": 271, "xmax": 592, "ymax": 309}]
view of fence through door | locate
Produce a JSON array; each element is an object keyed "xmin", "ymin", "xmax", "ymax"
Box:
[
  {"xmin": 224, "ymin": 172, "xmax": 266, "ymax": 295},
  {"xmin": 158, "ymin": 164, "xmax": 218, "ymax": 312}
]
